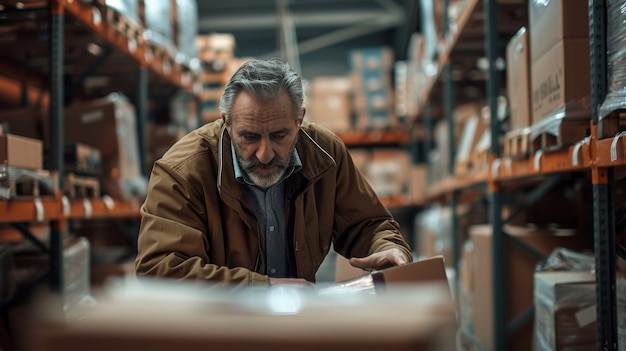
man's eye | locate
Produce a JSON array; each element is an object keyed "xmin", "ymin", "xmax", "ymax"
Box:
[
  {"xmin": 271, "ymin": 133, "xmax": 287, "ymax": 141},
  {"xmin": 242, "ymin": 134, "xmax": 259, "ymax": 141}
]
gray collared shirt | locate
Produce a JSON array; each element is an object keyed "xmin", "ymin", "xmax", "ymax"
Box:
[{"xmin": 232, "ymin": 143, "xmax": 302, "ymax": 278}]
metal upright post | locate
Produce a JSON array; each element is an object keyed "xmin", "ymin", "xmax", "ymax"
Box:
[
  {"xmin": 589, "ymin": 0, "xmax": 617, "ymax": 349},
  {"xmin": 424, "ymin": 102, "xmax": 433, "ymax": 186},
  {"xmin": 136, "ymin": 66, "xmax": 148, "ymax": 176},
  {"xmin": 484, "ymin": 0, "xmax": 504, "ymax": 350},
  {"xmin": 49, "ymin": 1, "xmax": 65, "ymax": 293}
]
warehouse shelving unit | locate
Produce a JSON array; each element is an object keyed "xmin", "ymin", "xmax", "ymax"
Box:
[
  {"xmin": 336, "ymin": 129, "xmax": 423, "ymax": 209},
  {"xmin": 420, "ymin": 0, "xmax": 622, "ymax": 350},
  {"xmin": 0, "ymin": 0, "xmax": 198, "ymax": 293}
]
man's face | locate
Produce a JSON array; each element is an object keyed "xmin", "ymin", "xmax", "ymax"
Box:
[{"xmin": 224, "ymin": 91, "xmax": 303, "ymax": 188}]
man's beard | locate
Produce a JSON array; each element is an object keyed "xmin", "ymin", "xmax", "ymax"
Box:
[{"xmin": 235, "ymin": 138, "xmax": 297, "ymax": 188}]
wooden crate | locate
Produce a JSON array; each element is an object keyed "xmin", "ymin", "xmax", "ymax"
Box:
[{"xmin": 503, "ymin": 128, "xmax": 531, "ymax": 160}]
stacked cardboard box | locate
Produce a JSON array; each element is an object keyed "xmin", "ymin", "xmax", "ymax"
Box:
[
  {"xmin": 64, "ymin": 93, "xmax": 147, "ymax": 200},
  {"xmin": 506, "ymin": 27, "xmax": 532, "ymax": 132},
  {"xmin": 350, "ymin": 47, "xmax": 397, "ymax": 130},
  {"xmin": 348, "ymin": 148, "xmax": 412, "ymax": 201},
  {"xmin": 529, "ymin": 0, "xmax": 591, "ymax": 147},
  {"xmin": 195, "ymin": 34, "xmax": 254, "ymax": 123},
  {"xmin": 196, "ymin": 33, "xmax": 236, "ymax": 63},
  {"xmin": 459, "ymin": 224, "xmax": 590, "ymax": 351},
  {"xmin": 533, "ymin": 271, "xmax": 596, "ymax": 350},
  {"xmin": 0, "ymin": 134, "xmax": 42, "ymax": 171},
  {"xmin": 306, "ymin": 76, "xmax": 352, "ymax": 132}
]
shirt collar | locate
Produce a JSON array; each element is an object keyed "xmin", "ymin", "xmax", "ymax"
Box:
[{"xmin": 231, "ymin": 141, "xmax": 302, "ymax": 187}]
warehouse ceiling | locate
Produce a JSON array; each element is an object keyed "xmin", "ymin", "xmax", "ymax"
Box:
[{"xmin": 195, "ymin": 0, "xmax": 418, "ymax": 78}]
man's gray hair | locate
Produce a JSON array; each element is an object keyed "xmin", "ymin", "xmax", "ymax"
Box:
[{"xmin": 219, "ymin": 58, "xmax": 305, "ymax": 122}]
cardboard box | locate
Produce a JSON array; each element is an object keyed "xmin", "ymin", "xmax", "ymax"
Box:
[
  {"xmin": 27, "ymin": 259, "xmax": 457, "ymax": 351},
  {"xmin": 352, "ymin": 69, "xmax": 393, "ymax": 92},
  {"xmin": 408, "ymin": 164, "xmax": 427, "ymax": 203},
  {"xmin": 0, "ymin": 108, "xmax": 46, "ymax": 147},
  {"xmin": 196, "ymin": 33, "xmax": 235, "ymax": 61},
  {"xmin": 371, "ymin": 256, "xmax": 451, "ymax": 293},
  {"xmin": 533, "ymin": 271, "xmax": 596, "ymax": 350},
  {"xmin": 334, "ymin": 254, "xmax": 367, "ymax": 282},
  {"xmin": 64, "ymin": 94, "xmax": 147, "ymax": 199},
  {"xmin": 350, "ymin": 47, "xmax": 394, "ymax": 71},
  {"xmin": 307, "ymin": 77, "xmax": 352, "ymax": 132},
  {"xmin": 415, "ymin": 206, "xmax": 454, "ymax": 266},
  {"xmin": 0, "ymin": 134, "xmax": 43, "ymax": 170},
  {"xmin": 455, "ymin": 113, "xmax": 489, "ymax": 167},
  {"xmin": 506, "ymin": 27, "xmax": 532, "ymax": 131},
  {"xmin": 531, "ymin": 39, "xmax": 591, "ymax": 124},
  {"xmin": 365, "ymin": 149, "xmax": 410, "ymax": 198},
  {"xmin": 467, "ymin": 224, "xmax": 590, "ymax": 351},
  {"xmin": 64, "ymin": 142, "xmax": 102, "ymax": 177},
  {"xmin": 529, "ymin": 0, "xmax": 589, "ymax": 61}
]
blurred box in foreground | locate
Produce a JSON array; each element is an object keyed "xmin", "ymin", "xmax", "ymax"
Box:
[{"xmin": 27, "ymin": 257, "xmax": 456, "ymax": 351}]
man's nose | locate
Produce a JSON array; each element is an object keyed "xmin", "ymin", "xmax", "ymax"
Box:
[{"xmin": 256, "ymin": 137, "xmax": 275, "ymax": 164}]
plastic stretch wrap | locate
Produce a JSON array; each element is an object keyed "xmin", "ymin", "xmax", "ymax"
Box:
[
  {"xmin": 533, "ymin": 249, "xmax": 596, "ymax": 351},
  {"xmin": 600, "ymin": 0, "xmax": 626, "ymax": 118},
  {"xmin": 536, "ymin": 247, "xmax": 595, "ymax": 273},
  {"xmin": 419, "ymin": 0, "xmax": 440, "ymax": 76},
  {"xmin": 414, "ymin": 205, "xmax": 453, "ymax": 261},
  {"xmin": 143, "ymin": 0, "xmax": 176, "ymax": 53},
  {"xmin": 176, "ymin": 0, "xmax": 198, "ymax": 62},
  {"xmin": 63, "ymin": 236, "xmax": 97, "ymax": 320},
  {"xmin": 104, "ymin": 0, "xmax": 139, "ymax": 22},
  {"xmin": 530, "ymin": 98, "xmax": 591, "ymax": 142},
  {"xmin": 0, "ymin": 164, "xmax": 56, "ymax": 200}
]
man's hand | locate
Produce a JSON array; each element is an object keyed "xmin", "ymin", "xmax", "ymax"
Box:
[{"xmin": 349, "ymin": 248, "xmax": 409, "ymax": 271}]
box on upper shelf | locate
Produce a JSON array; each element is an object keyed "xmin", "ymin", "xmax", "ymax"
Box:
[
  {"xmin": 349, "ymin": 46, "xmax": 394, "ymax": 71},
  {"xmin": 506, "ymin": 27, "xmax": 531, "ymax": 131},
  {"xmin": 0, "ymin": 134, "xmax": 43, "ymax": 170},
  {"xmin": 306, "ymin": 76, "xmax": 353, "ymax": 133},
  {"xmin": 64, "ymin": 93, "xmax": 147, "ymax": 200}
]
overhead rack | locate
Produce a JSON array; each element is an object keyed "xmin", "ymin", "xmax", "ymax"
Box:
[{"xmin": 418, "ymin": 0, "xmax": 623, "ymax": 350}]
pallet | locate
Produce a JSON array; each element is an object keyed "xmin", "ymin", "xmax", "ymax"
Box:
[
  {"xmin": 530, "ymin": 117, "xmax": 591, "ymax": 154},
  {"xmin": 64, "ymin": 173, "xmax": 100, "ymax": 199},
  {"xmin": 598, "ymin": 109, "xmax": 626, "ymax": 139},
  {"xmin": 502, "ymin": 127, "xmax": 531, "ymax": 160},
  {"xmin": 0, "ymin": 167, "xmax": 58, "ymax": 200},
  {"xmin": 454, "ymin": 159, "xmax": 473, "ymax": 177},
  {"xmin": 471, "ymin": 149, "xmax": 490, "ymax": 171},
  {"xmin": 145, "ymin": 41, "xmax": 177, "ymax": 74}
]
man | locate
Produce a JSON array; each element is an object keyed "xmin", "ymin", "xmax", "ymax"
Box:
[{"xmin": 135, "ymin": 58, "xmax": 412, "ymax": 286}]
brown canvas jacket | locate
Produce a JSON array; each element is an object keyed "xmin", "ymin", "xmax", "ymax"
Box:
[{"xmin": 135, "ymin": 119, "xmax": 412, "ymax": 285}]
